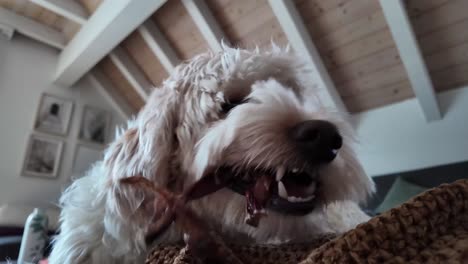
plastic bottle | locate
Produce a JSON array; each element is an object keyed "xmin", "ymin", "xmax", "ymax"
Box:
[{"xmin": 17, "ymin": 208, "xmax": 49, "ymax": 264}]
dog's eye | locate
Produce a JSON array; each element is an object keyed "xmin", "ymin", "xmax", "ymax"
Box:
[{"xmin": 221, "ymin": 99, "xmax": 248, "ymax": 113}]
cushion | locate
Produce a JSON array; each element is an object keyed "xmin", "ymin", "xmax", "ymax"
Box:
[{"xmin": 375, "ymin": 176, "xmax": 427, "ymax": 213}]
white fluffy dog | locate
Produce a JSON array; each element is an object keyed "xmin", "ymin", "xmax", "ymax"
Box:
[{"xmin": 49, "ymin": 46, "xmax": 375, "ymax": 264}]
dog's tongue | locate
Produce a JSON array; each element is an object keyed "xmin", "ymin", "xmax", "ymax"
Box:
[{"xmin": 244, "ymin": 174, "xmax": 273, "ymax": 227}]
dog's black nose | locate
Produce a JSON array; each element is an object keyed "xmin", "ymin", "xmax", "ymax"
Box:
[{"xmin": 291, "ymin": 120, "xmax": 342, "ymax": 163}]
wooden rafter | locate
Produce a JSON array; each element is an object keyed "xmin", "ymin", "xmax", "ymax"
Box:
[
  {"xmin": 29, "ymin": 0, "xmax": 88, "ymax": 25},
  {"xmin": 30, "ymin": 0, "xmax": 156, "ymax": 103},
  {"xmin": 379, "ymin": 0, "xmax": 441, "ymax": 121},
  {"xmin": 137, "ymin": 20, "xmax": 180, "ymax": 73},
  {"xmin": 53, "ymin": 0, "xmax": 167, "ymax": 86},
  {"xmin": 267, "ymin": 0, "xmax": 346, "ymax": 112},
  {"xmin": 86, "ymin": 69, "xmax": 135, "ymax": 120},
  {"xmin": 109, "ymin": 47, "xmax": 152, "ymax": 101},
  {"xmin": 0, "ymin": 7, "xmax": 65, "ymax": 49},
  {"xmin": 181, "ymin": 0, "xmax": 229, "ymax": 52},
  {"xmin": 0, "ymin": 3, "xmax": 138, "ymax": 117}
]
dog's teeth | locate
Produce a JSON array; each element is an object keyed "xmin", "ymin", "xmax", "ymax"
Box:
[
  {"xmin": 287, "ymin": 195, "xmax": 315, "ymax": 203},
  {"xmin": 254, "ymin": 208, "xmax": 267, "ymax": 215},
  {"xmin": 276, "ymin": 166, "xmax": 285, "ymax": 181},
  {"xmin": 278, "ymin": 181, "xmax": 288, "ymax": 199}
]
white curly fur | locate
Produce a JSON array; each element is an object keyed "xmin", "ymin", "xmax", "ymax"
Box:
[{"xmin": 49, "ymin": 46, "xmax": 375, "ymax": 264}]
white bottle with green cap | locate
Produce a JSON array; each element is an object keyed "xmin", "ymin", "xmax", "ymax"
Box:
[{"xmin": 17, "ymin": 208, "xmax": 49, "ymax": 264}]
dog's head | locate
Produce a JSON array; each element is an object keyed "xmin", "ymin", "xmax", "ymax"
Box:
[{"xmin": 109, "ymin": 46, "xmax": 374, "ymax": 242}]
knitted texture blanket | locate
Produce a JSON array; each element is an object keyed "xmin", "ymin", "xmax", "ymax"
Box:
[{"xmin": 146, "ymin": 179, "xmax": 468, "ymax": 263}]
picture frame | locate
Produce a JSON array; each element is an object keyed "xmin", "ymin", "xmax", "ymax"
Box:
[
  {"xmin": 21, "ymin": 134, "xmax": 64, "ymax": 179},
  {"xmin": 78, "ymin": 105, "xmax": 112, "ymax": 145},
  {"xmin": 34, "ymin": 93, "xmax": 74, "ymax": 136},
  {"xmin": 71, "ymin": 144, "xmax": 104, "ymax": 180}
]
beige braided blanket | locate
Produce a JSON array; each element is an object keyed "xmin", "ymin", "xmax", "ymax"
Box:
[{"xmin": 146, "ymin": 179, "xmax": 468, "ymax": 263}]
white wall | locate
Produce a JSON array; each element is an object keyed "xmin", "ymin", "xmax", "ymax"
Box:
[
  {"xmin": 354, "ymin": 85, "xmax": 468, "ymax": 177},
  {"xmin": 0, "ymin": 35, "xmax": 125, "ymax": 208}
]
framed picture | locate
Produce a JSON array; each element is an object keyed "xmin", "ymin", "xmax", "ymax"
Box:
[
  {"xmin": 34, "ymin": 94, "xmax": 74, "ymax": 136},
  {"xmin": 71, "ymin": 144, "xmax": 104, "ymax": 179},
  {"xmin": 22, "ymin": 134, "xmax": 64, "ymax": 178},
  {"xmin": 79, "ymin": 105, "xmax": 111, "ymax": 145}
]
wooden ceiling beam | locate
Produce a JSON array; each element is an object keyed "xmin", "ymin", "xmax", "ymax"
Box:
[
  {"xmin": 137, "ymin": 20, "xmax": 180, "ymax": 73},
  {"xmin": 379, "ymin": 0, "xmax": 441, "ymax": 121},
  {"xmin": 86, "ymin": 69, "xmax": 135, "ymax": 120},
  {"xmin": 28, "ymin": 0, "xmax": 88, "ymax": 25},
  {"xmin": 0, "ymin": 2, "xmax": 148, "ymax": 116},
  {"xmin": 53, "ymin": 0, "xmax": 167, "ymax": 86},
  {"xmin": 268, "ymin": 0, "xmax": 346, "ymax": 112},
  {"xmin": 29, "ymin": 0, "xmax": 155, "ymax": 102},
  {"xmin": 109, "ymin": 47, "xmax": 152, "ymax": 101},
  {"xmin": 181, "ymin": 0, "xmax": 229, "ymax": 52},
  {"xmin": 0, "ymin": 7, "xmax": 65, "ymax": 49}
]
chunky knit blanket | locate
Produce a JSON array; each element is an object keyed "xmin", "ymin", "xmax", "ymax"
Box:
[{"xmin": 146, "ymin": 179, "xmax": 468, "ymax": 263}]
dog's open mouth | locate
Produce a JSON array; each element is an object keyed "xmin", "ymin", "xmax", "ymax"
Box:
[
  {"xmin": 228, "ymin": 166, "xmax": 318, "ymax": 210},
  {"xmin": 208, "ymin": 165, "xmax": 319, "ymax": 226},
  {"xmin": 186, "ymin": 165, "xmax": 320, "ymax": 227}
]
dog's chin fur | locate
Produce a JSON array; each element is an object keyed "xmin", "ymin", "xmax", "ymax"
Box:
[{"xmin": 49, "ymin": 45, "xmax": 375, "ymax": 264}]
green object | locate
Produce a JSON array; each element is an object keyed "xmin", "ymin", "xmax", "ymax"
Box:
[
  {"xmin": 376, "ymin": 177, "xmax": 428, "ymax": 213},
  {"xmin": 18, "ymin": 208, "xmax": 49, "ymax": 264}
]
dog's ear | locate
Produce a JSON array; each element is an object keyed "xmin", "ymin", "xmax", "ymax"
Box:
[
  {"xmin": 102, "ymin": 86, "xmax": 179, "ymax": 253},
  {"xmin": 137, "ymin": 86, "xmax": 179, "ymax": 183},
  {"xmin": 105, "ymin": 86, "xmax": 179, "ymax": 185}
]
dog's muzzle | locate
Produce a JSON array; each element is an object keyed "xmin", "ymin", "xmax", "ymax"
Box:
[
  {"xmin": 225, "ymin": 120, "xmax": 343, "ymax": 216},
  {"xmin": 193, "ymin": 120, "xmax": 343, "ymax": 226}
]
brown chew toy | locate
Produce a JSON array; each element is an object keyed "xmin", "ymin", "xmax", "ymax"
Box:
[
  {"xmin": 120, "ymin": 175, "xmax": 245, "ymax": 263},
  {"xmin": 120, "ymin": 169, "xmax": 276, "ymax": 237}
]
